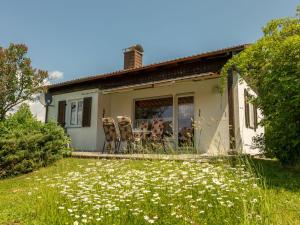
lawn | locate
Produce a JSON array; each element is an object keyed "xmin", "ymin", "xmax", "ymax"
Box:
[{"xmin": 0, "ymin": 158, "xmax": 299, "ymax": 225}]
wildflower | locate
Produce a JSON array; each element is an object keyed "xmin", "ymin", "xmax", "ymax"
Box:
[
  {"xmin": 175, "ymin": 214, "xmax": 182, "ymax": 218},
  {"xmin": 251, "ymin": 198, "xmax": 258, "ymax": 204},
  {"xmin": 144, "ymin": 215, "xmax": 155, "ymax": 223}
]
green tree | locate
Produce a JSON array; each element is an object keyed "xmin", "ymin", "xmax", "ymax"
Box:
[
  {"xmin": 0, "ymin": 44, "xmax": 48, "ymax": 121},
  {"xmin": 221, "ymin": 7, "xmax": 300, "ymax": 166}
]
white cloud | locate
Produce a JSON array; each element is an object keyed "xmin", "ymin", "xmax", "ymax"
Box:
[
  {"xmin": 49, "ymin": 70, "xmax": 64, "ymax": 80},
  {"xmin": 43, "ymin": 70, "xmax": 64, "ymax": 85},
  {"xmin": 28, "ymin": 100, "xmax": 45, "ymax": 122}
]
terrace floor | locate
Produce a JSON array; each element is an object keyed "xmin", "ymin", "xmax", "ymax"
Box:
[{"xmin": 71, "ymin": 151, "xmax": 236, "ymax": 162}]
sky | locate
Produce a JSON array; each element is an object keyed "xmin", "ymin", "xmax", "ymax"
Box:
[{"xmin": 0, "ymin": 0, "xmax": 299, "ymax": 120}]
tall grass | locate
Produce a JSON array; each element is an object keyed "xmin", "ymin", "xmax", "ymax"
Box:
[{"xmin": 21, "ymin": 157, "xmax": 270, "ymax": 225}]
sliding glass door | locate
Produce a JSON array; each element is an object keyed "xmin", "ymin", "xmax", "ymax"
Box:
[
  {"xmin": 134, "ymin": 96, "xmax": 173, "ymax": 136},
  {"xmin": 133, "ymin": 95, "xmax": 194, "ymax": 145},
  {"xmin": 177, "ymin": 96, "xmax": 194, "ymax": 146}
]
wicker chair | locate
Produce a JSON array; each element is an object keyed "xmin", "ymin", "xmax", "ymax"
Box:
[
  {"xmin": 139, "ymin": 120, "xmax": 149, "ymax": 141},
  {"xmin": 150, "ymin": 118, "xmax": 166, "ymax": 152},
  {"xmin": 116, "ymin": 116, "xmax": 137, "ymax": 153},
  {"xmin": 102, "ymin": 117, "xmax": 119, "ymax": 153},
  {"xmin": 179, "ymin": 127, "xmax": 194, "ymax": 147}
]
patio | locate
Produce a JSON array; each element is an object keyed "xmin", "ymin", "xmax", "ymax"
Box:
[{"xmin": 71, "ymin": 151, "xmax": 235, "ymax": 162}]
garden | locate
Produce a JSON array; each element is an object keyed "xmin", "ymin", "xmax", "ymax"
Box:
[
  {"xmin": 0, "ymin": 5, "xmax": 299, "ymax": 225},
  {"xmin": 0, "ymin": 157, "xmax": 299, "ymax": 225}
]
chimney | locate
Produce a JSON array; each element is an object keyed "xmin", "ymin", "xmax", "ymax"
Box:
[{"xmin": 123, "ymin": 44, "xmax": 144, "ymax": 70}]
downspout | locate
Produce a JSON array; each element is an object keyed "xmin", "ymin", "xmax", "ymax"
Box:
[
  {"xmin": 227, "ymin": 68, "xmax": 236, "ymax": 151},
  {"xmin": 45, "ymin": 105, "xmax": 48, "ymax": 123}
]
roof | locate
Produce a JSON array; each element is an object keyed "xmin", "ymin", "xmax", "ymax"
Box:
[{"xmin": 47, "ymin": 44, "xmax": 249, "ymax": 90}]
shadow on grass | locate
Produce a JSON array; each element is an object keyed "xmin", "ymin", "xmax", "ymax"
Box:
[{"xmin": 251, "ymin": 158, "xmax": 300, "ymax": 192}]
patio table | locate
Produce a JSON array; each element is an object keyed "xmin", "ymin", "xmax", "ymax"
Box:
[{"xmin": 133, "ymin": 128, "xmax": 151, "ymax": 134}]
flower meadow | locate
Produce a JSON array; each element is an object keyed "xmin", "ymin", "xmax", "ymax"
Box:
[{"xmin": 27, "ymin": 159, "xmax": 268, "ymax": 225}]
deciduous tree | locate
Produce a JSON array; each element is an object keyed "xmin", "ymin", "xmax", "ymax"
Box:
[{"xmin": 0, "ymin": 44, "xmax": 48, "ymax": 121}]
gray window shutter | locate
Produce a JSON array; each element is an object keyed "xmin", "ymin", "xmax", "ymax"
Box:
[
  {"xmin": 57, "ymin": 100, "xmax": 66, "ymax": 127},
  {"xmin": 82, "ymin": 97, "xmax": 92, "ymax": 127}
]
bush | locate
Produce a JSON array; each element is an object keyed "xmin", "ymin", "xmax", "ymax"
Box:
[
  {"xmin": 221, "ymin": 7, "xmax": 300, "ymax": 166},
  {"xmin": 0, "ymin": 104, "xmax": 71, "ymax": 178}
]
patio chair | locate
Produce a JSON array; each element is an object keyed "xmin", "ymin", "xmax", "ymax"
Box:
[
  {"xmin": 163, "ymin": 121, "xmax": 173, "ymax": 137},
  {"xmin": 102, "ymin": 117, "xmax": 119, "ymax": 153},
  {"xmin": 116, "ymin": 116, "xmax": 137, "ymax": 153},
  {"xmin": 150, "ymin": 118, "xmax": 166, "ymax": 152},
  {"xmin": 139, "ymin": 120, "xmax": 149, "ymax": 140},
  {"xmin": 179, "ymin": 127, "xmax": 194, "ymax": 147}
]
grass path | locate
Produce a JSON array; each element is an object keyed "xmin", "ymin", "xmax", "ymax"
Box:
[{"xmin": 0, "ymin": 158, "xmax": 299, "ymax": 225}]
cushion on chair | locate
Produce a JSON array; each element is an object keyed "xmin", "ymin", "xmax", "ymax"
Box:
[
  {"xmin": 102, "ymin": 117, "xmax": 118, "ymax": 142},
  {"xmin": 117, "ymin": 116, "xmax": 134, "ymax": 142}
]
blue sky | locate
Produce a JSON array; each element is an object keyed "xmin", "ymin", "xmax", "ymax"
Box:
[{"xmin": 0, "ymin": 0, "xmax": 299, "ymax": 82}]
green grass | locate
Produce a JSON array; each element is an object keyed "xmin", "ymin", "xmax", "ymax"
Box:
[{"xmin": 0, "ymin": 158, "xmax": 299, "ymax": 225}]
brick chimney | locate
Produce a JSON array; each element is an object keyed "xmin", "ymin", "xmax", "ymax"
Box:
[{"xmin": 123, "ymin": 44, "xmax": 144, "ymax": 70}]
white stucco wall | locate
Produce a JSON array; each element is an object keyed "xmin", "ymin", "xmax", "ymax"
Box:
[
  {"xmin": 102, "ymin": 77, "xmax": 230, "ymax": 155},
  {"xmin": 236, "ymin": 77, "xmax": 264, "ymax": 154},
  {"xmin": 46, "ymin": 74, "xmax": 264, "ymax": 154},
  {"xmin": 47, "ymin": 89, "xmax": 99, "ymax": 151}
]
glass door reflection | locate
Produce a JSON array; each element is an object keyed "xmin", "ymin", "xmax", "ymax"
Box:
[{"xmin": 178, "ymin": 96, "xmax": 194, "ymax": 146}]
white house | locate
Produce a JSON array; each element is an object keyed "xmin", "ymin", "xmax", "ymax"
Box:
[{"xmin": 45, "ymin": 44, "xmax": 263, "ymax": 155}]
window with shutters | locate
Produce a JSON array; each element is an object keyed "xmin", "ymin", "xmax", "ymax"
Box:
[
  {"xmin": 244, "ymin": 89, "xmax": 258, "ymax": 130},
  {"xmin": 69, "ymin": 99, "xmax": 83, "ymax": 127}
]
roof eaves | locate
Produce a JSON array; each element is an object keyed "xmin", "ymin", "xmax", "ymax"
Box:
[{"xmin": 46, "ymin": 44, "xmax": 250, "ymax": 90}]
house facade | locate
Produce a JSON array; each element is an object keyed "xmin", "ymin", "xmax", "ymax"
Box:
[{"xmin": 45, "ymin": 44, "xmax": 263, "ymax": 155}]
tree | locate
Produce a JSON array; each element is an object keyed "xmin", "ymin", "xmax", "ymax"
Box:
[
  {"xmin": 221, "ymin": 7, "xmax": 300, "ymax": 166},
  {"xmin": 0, "ymin": 44, "xmax": 48, "ymax": 121}
]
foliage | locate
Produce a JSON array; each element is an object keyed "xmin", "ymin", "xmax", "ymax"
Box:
[
  {"xmin": 0, "ymin": 104, "xmax": 71, "ymax": 178},
  {"xmin": 221, "ymin": 7, "xmax": 300, "ymax": 166},
  {"xmin": 0, "ymin": 43, "xmax": 48, "ymax": 121}
]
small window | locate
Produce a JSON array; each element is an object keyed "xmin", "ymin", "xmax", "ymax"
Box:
[
  {"xmin": 69, "ymin": 100, "xmax": 83, "ymax": 127},
  {"xmin": 244, "ymin": 90, "xmax": 258, "ymax": 130}
]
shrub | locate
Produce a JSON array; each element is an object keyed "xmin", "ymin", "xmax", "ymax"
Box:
[
  {"xmin": 0, "ymin": 104, "xmax": 71, "ymax": 178},
  {"xmin": 221, "ymin": 7, "xmax": 300, "ymax": 166}
]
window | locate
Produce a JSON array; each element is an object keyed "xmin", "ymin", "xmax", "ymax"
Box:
[
  {"xmin": 244, "ymin": 89, "xmax": 258, "ymax": 130},
  {"xmin": 134, "ymin": 97, "xmax": 173, "ymax": 135},
  {"xmin": 70, "ymin": 100, "xmax": 83, "ymax": 126}
]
